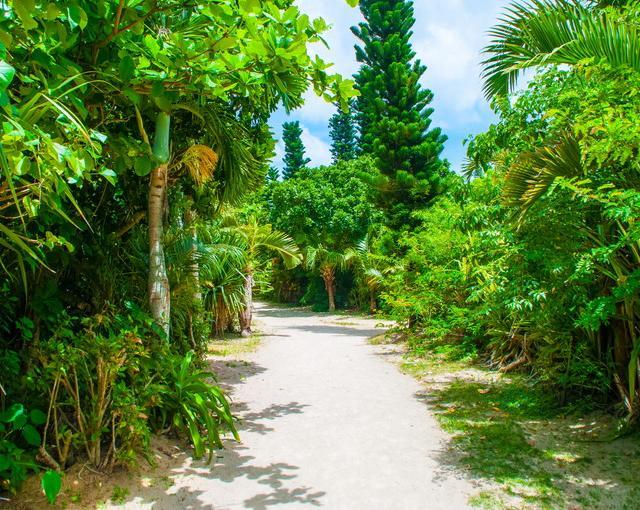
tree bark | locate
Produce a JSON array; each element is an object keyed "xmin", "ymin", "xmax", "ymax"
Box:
[
  {"xmin": 239, "ymin": 271, "xmax": 254, "ymax": 336},
  {"xmin": 148, "ymin": 163, "xmax": 170, "ymax": 336},
  {"xmin": 148, "ymin": 111, "xmax": 172, "ymax": 337},
  {"xmin": 322, "ymin": 266, "xmax": 336, "ymax": 311},
  {"xmin": 369, "ymin": 290, "xmax": 377, "ymax": 314}
]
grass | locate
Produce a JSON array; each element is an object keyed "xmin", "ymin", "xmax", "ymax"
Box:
[
  {"xmin": 372, "ymin": 329, "xmax": 640, "ymax": 509},
  {"xmin": 433, "ymin": 378, "xmax": 562, "ymax": 508},
  {"xmin": 110, "ymin": 486, "xmax": 129, "ymax": 505},
  {"xmin": 208, "ymin": 334, "xmax": 261, "ymax": 357}
]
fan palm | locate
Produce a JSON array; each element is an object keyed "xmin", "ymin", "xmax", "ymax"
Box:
[
  {"xmin": 346, "ymin": 235, "xmax": 395, "ymax": 313},
  {"xmin": 222, "ymin": 216, "xmax": 301, "ymax": 335},
  {"xmin": 480, "ymin": 0, "xmax": 639, "ymax": 211},
  {"xmin": 481, "ymin": 0, "xmax": 640, "ymax": 416},
  {"xmin": 305, "ymin": 245, "xmax": 355, "ymax": 312}
]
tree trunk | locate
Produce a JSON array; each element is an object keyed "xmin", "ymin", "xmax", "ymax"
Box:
[
  {"xmin": 239, "ymin": 271, "xmax": 254, "ymax": 336},
  {"xmin": 185, "ymin": 207, "xmax": 200, "ymax": 349},
  {"xmin": 322, "ymin": 266, "xmax": 336, "ymax": 311},
  {"xmin": 369, "ymin": 290, "xmax": 377, "ymax": 314},
  {"xmin": 148, "ymin": 163, "xmax": 170, "ymax": 336},
  {"xmin": 148, "ymin": 112, "xmax": 171, "ymax": 337}
]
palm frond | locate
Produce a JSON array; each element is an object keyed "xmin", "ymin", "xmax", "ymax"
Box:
[
  {"xmin": 482, "ymin": 0, "xmax": 640, "ymax": 99},
  {"xmin": 179, "ymin": 145, "xmax": 219, "ymax": 186},
  {"xmin": 503, "ymin": 132, "xmax": 582, "ymax": 210}
]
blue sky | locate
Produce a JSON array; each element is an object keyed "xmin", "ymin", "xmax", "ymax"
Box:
[{"xmin": 270, "ymin": 0, "xmax": 511, "ymax": 174}]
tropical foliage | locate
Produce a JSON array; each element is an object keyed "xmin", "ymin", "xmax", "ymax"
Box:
[
  {"xmin": 263, "ymin": 0, "xmax": 640, "ymax": 421},
  {"xmin": 3, "ymin": 0, "xmax": 640, "ymax": 503},
  {"xmin": 0, "ymin": 0, "xmax": 357, "ymax": 499}
]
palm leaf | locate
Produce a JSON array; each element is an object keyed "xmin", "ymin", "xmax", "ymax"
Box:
[
  {"xmin": 482, "ymin": 0, "xmax": 640, "ymax": 99},
  {"xmin": 503, "ymin": 132, "xmax": 582, "ymax": 211}
]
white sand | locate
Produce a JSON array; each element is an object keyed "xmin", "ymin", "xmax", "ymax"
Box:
[{"xmin": 109, "ymin": 303, "xmax": 474, "ymax": 509}]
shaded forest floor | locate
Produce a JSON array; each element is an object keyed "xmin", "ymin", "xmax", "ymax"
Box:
[{"xmin": 371, "ymin": 335, "xmax": 640, "ymax": 509}]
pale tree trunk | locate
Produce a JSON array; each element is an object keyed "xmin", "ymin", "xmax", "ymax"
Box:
[
  {"xmin": 322, "ymin": 265, "xmax": 336, "ymax": 312},
  {"xmin": 148, "ymin": 163, "xmax": 170, "ymax": 336},
  {"xmin": 148, "ymin": 112, "xmax": 171, "ymax": 337},
  {"xmin": 186, "ymin": 208, "xmax": 200, "ymax": 348},
  {"xmin": 239, "ymin": 271, "xmax": 254, "ymax": 336},
  {"xmin": 369, "ymin": 290, "xmax": 377, "ymax": 314}
]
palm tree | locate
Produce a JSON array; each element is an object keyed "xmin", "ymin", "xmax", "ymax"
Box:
[
  {"xmin": 479, "ymin": 1, "xmax": 640, "ymax": 209},
  {"xmin": 141, "ymin": 102, "xmax": 263, "ymax": 336},
  {"xmin": 305, "ymin": 245, "xmax": 354, "ymax": 312},
  {"xmin": 347, "ymin": 235, "xmax": 394, "ymax": 313},
  {"xmin": 223, "ymin": 216, "xmax": 301, "ymax": 335}
]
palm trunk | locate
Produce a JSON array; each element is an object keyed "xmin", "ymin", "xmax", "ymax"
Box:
[
  {"xmin": 148, "ymin": 112, "xmax": 171, "ymax": 337},
  {"xmin": 369, "ymin": 290, "xmax": 377, "ymax": 314},
  {"xmin": 186, "ymin": 208, "xmax": 200, "ymax": 348},
  {"xmin": 239, "ymin": 271, "xmax": 254, "ymax": 336},
  {"xmin": 322, "ymin": 265, "xmax": 336, "ymax": 312}
]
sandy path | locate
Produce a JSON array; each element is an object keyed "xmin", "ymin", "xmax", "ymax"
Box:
[{"xmin": 112, "ymin": 303, "xmax": 474, "ymax": 509}]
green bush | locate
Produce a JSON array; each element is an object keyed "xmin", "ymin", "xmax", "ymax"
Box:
[
  {"xmin": 154, "ymin": 352, "xmax": 239, "ymax": 462},
  {"xmin": 0, "ymin": 403, "xmax": 45, "ymax": 493}
]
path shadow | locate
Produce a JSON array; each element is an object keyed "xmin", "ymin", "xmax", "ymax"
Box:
[
  {"xmin": 235, "ymin": 401, "xmax": 310, "ymax": 435},
  {"xmin": 95, "ymin": 437, "xmax": 326, "ymax": 510},
  {"xmin": 73, "ymin": 398, "xmax": 321, "ymax": 509},
  {"xmin": 415, "ymin": 378, "xmax": 640, "ymax": 508},
  {"xmin": 206, "ymin": 358, "xmax": 267, "ymax": 390},
  {"xmin": 284, "ymin": 324, "xmax": 382, "ymax": 338}
]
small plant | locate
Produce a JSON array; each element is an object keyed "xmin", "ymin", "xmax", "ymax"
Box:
[
  {"xmin": 0, "ymin": 403, "xmax": 46, "ymax": 493},
  {"xmin": 156, "ymin": 352, "xmax": 239, "ymax": 462},
  {"xmin": 110, "ymin": 485, "xmax": 129, "ymax": 504}
]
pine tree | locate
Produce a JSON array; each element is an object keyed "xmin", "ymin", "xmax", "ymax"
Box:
[
  {"xmin": 329, "ymin": 102, "xmax": 358, "ymax": 163},
  {"xmin": 282, "ymin": 121, "xmax": 310, "ymax": 179},
  {"xmin": 352, "ymin": 0, "xmax": 448, "ymax": 224},
  {"xmin": 266, "ymin": 166, "xmax": 280, "ymax": 183}
]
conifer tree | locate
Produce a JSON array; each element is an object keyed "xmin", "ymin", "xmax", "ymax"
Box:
[
  {"xmin": 329, "ymin": 102, "xmax": 358, "ymax": 163},
  {"xmin": 352, "ymin": 0, "xmax": 448, "ymax": 224},
  {"xmin": 282, "ymin": 121, "xmax": 310, "ymax": 179},
  {"xmin": 266, "ymin": 166, "xmax": 280, "ymax": 183}
]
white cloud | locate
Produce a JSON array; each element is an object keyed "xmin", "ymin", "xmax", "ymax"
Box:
[
  {"xmin": 269, "ymin": 0, "xmax": 514, "ymax": 172},
  {"xmin": 301, "ymin": 126, "xmax": 332, "ymax": 167},
  {"xmin": 270, "ymin": 125, "xmax": 332, "ymax": 169},
  {"xmin": 415, "ymin": 24, "xmax": 481, "ymax": 113},
  {"xmin": 297, "ymin": 89, "xmax": 337, "ymax": 125}
]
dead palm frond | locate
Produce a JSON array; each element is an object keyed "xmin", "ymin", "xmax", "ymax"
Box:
[{"xmin": 179, "ymin": 145, "xmax": 219, "ymax": 186}]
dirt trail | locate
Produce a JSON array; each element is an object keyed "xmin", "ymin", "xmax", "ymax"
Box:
[{"xmin": 109, "ymin": 303, "xmax": 474, "ymax": 509}]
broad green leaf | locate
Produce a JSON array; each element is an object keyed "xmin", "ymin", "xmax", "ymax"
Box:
[
  {"xmin": 14, "ymin": 0, "xmax": 38, "ymax": 31},
  {"xmin": 30, "ymin": 409, "xmax": 48, "ymax": 426},
  {"xmin": 119, "ymin": 56, "xmax": 135, "ymax": 83},
  {"xmin": 22, "ymin": 424, "xmax": 41, "ymax": 446},
  {"xmin": 134, "ymin": 156, "xmax": 153, "ymax": 176},
  {"xmin": 144, "ymin": 35, "xmax": 160, "ymax": 58},
  {"xmin": 41, "ymin": 470, "xmax": 62, "ymax": 504},
  {"xmin": 67, "ymin": 6, "xmax": 88, "ymax": 31},
  {"xmin": 1, "ymin": 403, "xmax": 24, "ymax": 423},
  {"xmin": 123, "ymin": 88, "xmax": 141, "ymax": 106},
  {"xmin": 100, "ymin": 168, "xmax": 117, "ymax": 185},
  {"xmin": 0, "ymin": 61, "xmax": 15, "ymax": 93}
]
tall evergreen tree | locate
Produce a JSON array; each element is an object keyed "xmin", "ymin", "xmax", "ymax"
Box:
[
  {"xmin": 329, "ymin": 102, "xmax": 358, "ymax": 163},
  {"xmin": 266, "ymin": 166, "xmax": 280, "ymax": 183},
  {"xmin": 282, "ymin": 121, "xmax": 310, "ymax": 179},
  {"xmin": 352, "ymin": 0, "xmax": 448, "ymax": 224}
]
